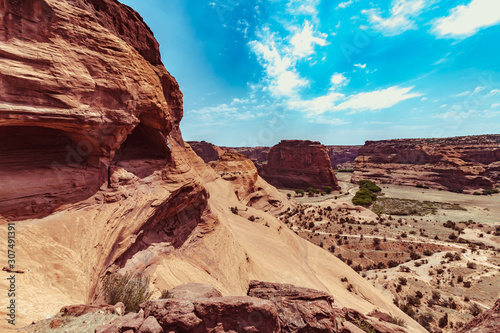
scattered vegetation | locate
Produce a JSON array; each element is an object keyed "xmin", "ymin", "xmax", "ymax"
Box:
[{"xmin": 372, "ymin": 198, "xmax": 466, "ymax": 216}]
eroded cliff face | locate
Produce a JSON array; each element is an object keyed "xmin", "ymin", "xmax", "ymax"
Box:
[
  {"xmin": 352, "ymin": 135, "xmax": 500, "ymax": 191},
  {"xmin": 326, "ymin": 145, "xmax": 361, "ymax": 170},
  {"xmin": 261, "ymin": 140, "xmax": 340, "ymax": 190},
  {"xmin": 0, "ymin": 2, "xmax": 424, "ymax": 332}
]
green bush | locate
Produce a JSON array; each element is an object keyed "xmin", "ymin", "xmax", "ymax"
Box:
[
  {"xmin": 358, "ymin": 180, "xmax": 382, "ymax": 192},
  {"xmin": 102, "ymin": 273, "xmax": 152, "ymax": 313},
  {"xmin": 352, "ymin": 188, "xmax": 377, "ymax": 206},
  {"xmin": 323, "ymin": 186, "xmax": 333, "ymax": 194}
]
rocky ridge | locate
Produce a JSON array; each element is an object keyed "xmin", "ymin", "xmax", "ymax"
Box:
[{"xmin": 352, "ymin": 135, "xmax": 500, "ymax": 191}]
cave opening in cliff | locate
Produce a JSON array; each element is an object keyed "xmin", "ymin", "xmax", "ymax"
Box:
[
  {"xmin": 112, "ymin": 123, "xmax": 171, "ymax": 178},
  {"xmin": 0, "ymin": 125, "xmax": 102, "ymax": 220}
]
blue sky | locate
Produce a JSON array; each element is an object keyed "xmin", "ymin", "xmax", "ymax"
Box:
[{"xmin": 120, "ymin": 0, "xmax": 500, "ymax": 146}]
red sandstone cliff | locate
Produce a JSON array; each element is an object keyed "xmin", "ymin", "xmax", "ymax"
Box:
[
  {"xmin": 261, "ymin": 140, "xmax": 340, "ymax": 190},
  {"xmin": 352, "ymin": 135, "xmax": 500, "ymax": 191},
  {"xmin": 326, "ymin": 145, "xmax": 361, "ymax": 170},
  {"xmin": 0, "ymin": 1, "xmax": 424, "ymax": 332},
  {"xmin": 187, "ymin": 140, "xmax": 226, "ymax": 163}
]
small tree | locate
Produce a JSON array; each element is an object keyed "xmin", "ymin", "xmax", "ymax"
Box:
[{"xmin": 323, "ymin": 186, "xmax": 333, "ymax": 194}]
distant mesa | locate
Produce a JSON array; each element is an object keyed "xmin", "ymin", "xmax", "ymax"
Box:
[
  {"xmin": 261, "ymin": 140, "xmax": 340, "ymax": 190},
  {"xmin": 353, "ymin": 135, "xmax": 500, "ymax": 192}
]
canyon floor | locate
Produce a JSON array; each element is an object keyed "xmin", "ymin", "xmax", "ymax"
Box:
[{"xmin": 278, "ymin": 172, "xmax": 500, "ymax": 333}]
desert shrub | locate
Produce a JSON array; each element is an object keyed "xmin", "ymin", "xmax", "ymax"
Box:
[
  {"xmin": 248, "ymin": 215, "xmax": 256, "ymax": 222},
  {"xmin": 295, "ymin": 189, "xmax": 305, "ymax": 196},
  {"xmin": 160, "ymin": 289, "xmax": 174, "ymax": 299},
  {"xmin": 387, "ymin": 260, "xmax": 399, "ymax": 268},
  {"xmin": 410, "ymin": 251, "xmax": 421, "ymax": 260},
  {"xmin": 417, "ymin": 313, "xmax": 434, "ymax": 331},
  {"xmin": 407, "ymin": 295, "xmax": 421, "ymax": 306},
  {"xmin": 463, "ymin": 281, "xmax": 472, "ymax": 288},
  {"xmin": 448, "ymin": 233, "xmax": 457, "ymax": 240},
  {"xmin": 423, "ymin": 249, "xmax": 433, "ymax": 256},
  {"xmin": 399, "ymin": 277, "xmax": 408, "ymax": 285},
  {"xmin": 416, "ymin": 183, "xmax": 429, "ymax": 189},
  {"xmin": 102, "ymin": 273, "xmax": 152, "ymax": 313},
  {"xmin": 438, "ymin": 313, "xmax": 448, "ymax": 328},
  {"xmin": 387, "ymin": 315, "xmax": 407, "ymax": 328},
  {"xmin": 230, "ymin": 206, "xmax": 238, "ymax": 214},
  {"xmin": 415, "ymin": 291, "xmax": 423, "ymax": 298},
  {"xmin": 470, "ymin": 303, "xmax": 482, "ymax": 316},
  {"xmin": 466, "ymin": 261, "xmax": 476, "ymax": 269},
  {"xmin": 323, "ymin": 186, "xmax": 333, "ymax": 194},
  {"xmin": 354, "ymin": 319, "xmax": 376, "ymax": 333}
]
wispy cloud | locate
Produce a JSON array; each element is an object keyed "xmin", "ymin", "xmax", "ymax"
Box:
[
  {"xmin": 286, "ymin": 0, "xmax": 320, "ymax": 16},
  {"xmin": 354, "ymin": 63, "xmax": 366, "ymax": 69},
  {"xmin": 335, "ymin": 86, "xmax": 422, "ymax": 113},
  {"xmin": 362, "ymin": 0, "xmax": 435, "ymax": 36},
  {"xmin": 337, "ymin": 0, "xmax": 354, "ymax": 9},
  {"xmin": 432, "ymin": 0, "xmax": 500, "ymax": 39},
  {"xmin": 287, "ymin": 85, "xmax": 421, "ymax": 116}
]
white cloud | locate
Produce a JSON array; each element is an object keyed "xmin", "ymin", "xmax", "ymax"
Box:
[
  {"xmin": 488, "ymin": 89, "xmax": 500, "ymax": 96},
  {"xmin": 330, "ymin": 73, "xmax": 348, "ymax": 86},
  {"xmin": 337, "ymin": 1, "xmax": 354, "ymax": 9},
  {"xmin": 421, "ymin": 97, "xmax": 428, "ymax": 101},
  {"xmin": 249, "ymin": 29, "xmax": 309, "ymax": 97},
  {"xmin": 335, "ymin": 86, "xmax": 421, "ymax": 112},
  {"xmin": 362, "ymin": 0, "xmax": 434, "ymax": 36},
  {"xmin": 249, "ymin": 19, "xmax": 328, "ymax": 98},
  {"xmin": 288, "ymin": 85, "xmax": 421, "ymax": 116},
  {"xmin": 290, "ymin": 20, "xmax": 328, "ymax": 58},
  {"xmin": 354, "ymin": 63, "xmax": 366, "ymax": 69},
  {"xmin": 454, "ymin": 90, "xmax": 471, "ymax": 97},
  {"xmin": 432, "ymin": 110, "xmax": 476, "ymax": 119},
  {"xmin": 432, "ymin": 0, "xmax": 500, "ymax": 39},
  {"xmin": 288, "ymin": 92, "xmax": 344, "ymax": 116},
  {"xmin": 286, "ymin": 0, "xmax": 320, "ymax": 16},
  {"xmin": 491, "ymin": 103, "xmax": 500, "ymax": 108}
]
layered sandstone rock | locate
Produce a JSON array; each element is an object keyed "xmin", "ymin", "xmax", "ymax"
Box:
[
  {"xmin": 187, "ymin": 141, "xmax": 225, "ymax": 163},
  {"xmin": 210, "ymin": 152, "xmax": 293, "ymax": 214},
  {"xmin": 261, "ymin": 140, "xmax": 340, "ymax": 190},
  {"xmin": 326, "ymin": 145, "xmax": 361, "ymax": 170},
  {"xmin": 91, "ymin": 281, "xmax": 412, "ymax": 333},
  {"xmin": 0, "ymin": 1, "xmax": 424, "ymax": 332},
  {"xmin": 353, "ymin": 135, "xmax": 500, "ymax": 191}
]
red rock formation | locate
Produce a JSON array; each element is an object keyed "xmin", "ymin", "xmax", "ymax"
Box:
[
  {"xmin": 210, "ymin": 152, "xmax": 294, "ymax": 214},
  {"xmin": 261, "ymin": 140, "xmax": 340, "ymax": 190},
  {"xmin": 458, "ymin": 299, "xmax": 500, "ymax": 333},
  {"xmin": 326, "ymin": 145, "xmax": 361, "ymax": 170},
  {"xmin": 92, "ymin": 281, "xmax": 412, "ymax": 333},
  {"xmin": 0, "ymin": 2, "xmax": 426, "ymax": 332},
  {"xmin": 187, "ymin": 141, "xmax": 226, "ymax": 163},
  {"xmin": 353, "ymin": 135, "xmax": 500, "ymax": 191}
]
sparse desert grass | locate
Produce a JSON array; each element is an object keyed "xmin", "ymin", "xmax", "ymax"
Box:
[
  {"xmin": 372, "ymin": 197, "xmax": 466, "ymax": 216},
  {"xmin": 386, "ymin": 315, "xmax": 407, "ymax": 327},
  {"xmin": 103, "ymin": 272, "xmax": 152, "ymax": 313}
]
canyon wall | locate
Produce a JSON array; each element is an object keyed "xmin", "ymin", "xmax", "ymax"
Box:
[
  {"xmin": 261, "ymin": 140, "xmax": 340, "ymax": 190},
  {"xmin": 0, "ymin": 1, "xmax": 423, "ymax": 332},
  {"xmin": 326, "ymin": 145, "xmax": 361, "ymax": 170},
  {"xmin": 352, "ymin": 135, "xmax": 500, "ymax": 191}
]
